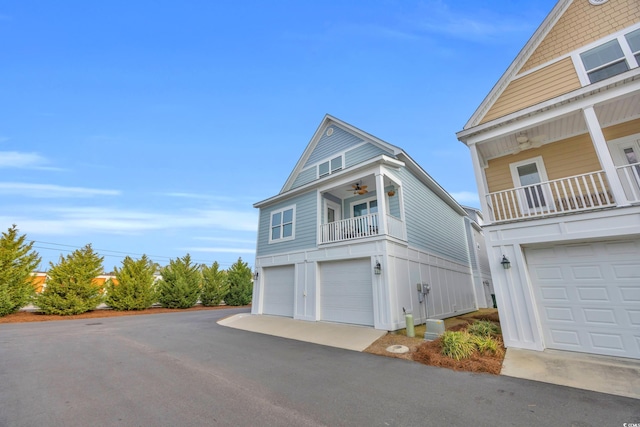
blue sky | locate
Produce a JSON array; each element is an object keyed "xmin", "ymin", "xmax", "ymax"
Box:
[{"xmin": 1, "ymin": 0, "xmax": 556, "ymax": 272}]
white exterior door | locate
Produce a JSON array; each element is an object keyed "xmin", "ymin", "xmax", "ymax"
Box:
[
  {"xmin": 510, "ymin": 156, "xmax": 554, "ymax": 215},
  {"xmin": 262, "ymin": 265, "xmax": 295, "ymax": 317},
  {"xmin": 320, "ymin": 259, "xmax": 374, "ymax": 326},
  {"xmin": 610, "ymin": 135, "xmax": 640, "ymax": 202},
  {"xmin": 525, "ymin": 240, "xmax": 640, "ymax": 359}
]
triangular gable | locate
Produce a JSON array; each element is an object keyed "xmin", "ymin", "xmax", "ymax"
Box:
[
  {"xmin": 464, "ymin": 0, "xmax": 640, "ymax": 129},
  {"xmin": 463, "ymin": 0, "xmax": 570, "ymax": 129},
  {"xmin": 280, "ymin": 115, "xmax": 401, "ymax": 193}
]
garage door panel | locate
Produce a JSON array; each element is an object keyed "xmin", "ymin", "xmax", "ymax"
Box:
[
  {"xmin": 320, "ymin": 259, "xmax": 374, "ymax": 327},
  {"xmin": 526, "ymin": 239, "xmax": 640, "ymax": 359},
  {"xmin": 263, "ymin": 265, "xmax": 295, "ymax": 317}
]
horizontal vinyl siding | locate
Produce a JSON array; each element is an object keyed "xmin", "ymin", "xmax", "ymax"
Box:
[
  {"xmin": 387, "ymin": 186, "xmax": 400, "ymax": 218},
  {"xmin": 303, "ymin": 126, "xmax": 363, "ymax": 168},
  {"xmin": 602, "ymin": 118, "xmax": 640, "ymax": 141},
  {"xmin": 464, "ymin": 219, "xmax": 478, "ymax": 271},
  {"xmin": 256, "ymin": 191, "xmax": 317, "ymax": 256},
  {"xmin": 486, "ymin": 133, "xmax": 601, "ymax": 193},
  {"xmin": 522, "ymin": 0, "xmax": 640, "ymax": 73},
  {"xmin": 481, "ymin": 58, "xmax": 581, "ymax": 124},
  {"xmin": 291, "ymin": 167, "xmax": 316, "ymax": 189},
  {"xmin": 345, "ymin": 143, "xmax": 393, "ymax": 168},
  {"xmin": 397, "ymin": 168, "xmax": 470, "ymax": 265}
]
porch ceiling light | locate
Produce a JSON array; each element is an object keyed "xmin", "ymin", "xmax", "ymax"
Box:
[
  {"xmin": 500, "ymin": 255, "xmax": 511, "ymax": 270},
  {"xmin": 374, "ymin": 262, "xmax": 382, "ymax": 275}
]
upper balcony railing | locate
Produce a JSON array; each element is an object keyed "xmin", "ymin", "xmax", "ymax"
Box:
[
  {"xmin": 616, "ymin": 162, "xmax": 640, "ymax": 203},
  {"xmin": 319, "ymin": 213, "xmax": 406, "ymax": 244},
  {"xmin": 487, "ymin": 170, "xmax": 617, "ymax": 223}
]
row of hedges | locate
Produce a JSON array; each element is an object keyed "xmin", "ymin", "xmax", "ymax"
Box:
[{"xmin": 0, "ymin": 225, "xmax": 253, "ymax": 316}]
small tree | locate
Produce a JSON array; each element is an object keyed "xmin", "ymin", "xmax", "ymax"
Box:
[
  {"xmin": 105, "ymin": 255, "xmax": 158, "ymax": 310},
  {"xmin": 0, "ymin": 225, "xmax": 41, "ymax": 316},
  {"xmin": 36, "ymin": 244, "xmax": 104, "ymax": 315},
  {"xmin": 200, "ymin": 261, "xmax": 229, "ymax": 306},
  {"xmin": 156, "ymin": 254, "xmax": 201, "ymax": 309},
  {"xmin": 225, "ymin": 257, "xmax": 252, "ymax": 306}
]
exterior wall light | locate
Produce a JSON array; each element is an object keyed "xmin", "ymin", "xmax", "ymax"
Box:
[
  {"xmin": 501, "ymin": 255, "xmax": 511, "ymax": 269},
  {"xmin": 374, "ymin": 262, "xmax": 382, "ymax": 275},
  {"xmin": 254, "ymin": 271, "xmax": 259, "ymax": 280}
]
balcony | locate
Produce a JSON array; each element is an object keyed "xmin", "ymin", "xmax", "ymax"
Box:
[
  {"xmin": 487, "ymin": 170, "xmax": 618, "ymax": 223},
  {"xmin": 319, "ymin": 213, "xmax": 406, "ymax": 244}
]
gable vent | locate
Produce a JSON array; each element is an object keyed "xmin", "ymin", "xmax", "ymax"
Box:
[{"xmin": 326, "ymin": 128, "xmax": 334, "ymax": 136}]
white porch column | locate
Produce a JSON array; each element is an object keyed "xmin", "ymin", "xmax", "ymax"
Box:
[
  {"xmin": 375, "ymin": 172, "xmax": 387, "ymax": 235},
  {"xmin": 469, "ymin": 143, "xmax": 492, "ymax": 223},
  {"xmin": 583, "ymin": 106, "xmax": 630, "ymax": 206}
]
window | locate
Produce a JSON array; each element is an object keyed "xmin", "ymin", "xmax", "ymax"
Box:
[
  {"xmin": 270, "ymin": 206, "xmax": 295, "ymax": 243},
  {"xmin": 625, "ymin": 28, "xmax": 640, "ymax": 64},
  {"xmin": 577, "ymin": 27, "xmax": 640, "ymax": 84},
  {"xmin": 318, "ymin": 155, "xmax": 343, "ymax": 178},
  {"xmin": 580, "ymin": 39, "xmax": 628, "ymax": 83},
  {"xmin": 353, "ymin": 199, "xmax": 377, "ymax": 217}
]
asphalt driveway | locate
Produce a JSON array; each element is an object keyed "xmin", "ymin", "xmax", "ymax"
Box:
[{"xmin": 1, "ymin": 307, "xmax": 637, "ymax": 427}]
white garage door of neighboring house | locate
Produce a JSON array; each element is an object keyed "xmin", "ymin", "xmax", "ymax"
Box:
[
  {"xmin": 262, "ymin": 265, "xmax": 295, "ymax": 317},
  {"xmin": 320, "ymin": 259, "xmax": 374, "ymax": 326},
  {"xmin": 525, "ymin": 240, "xmax": 640, "ymax": 359}
]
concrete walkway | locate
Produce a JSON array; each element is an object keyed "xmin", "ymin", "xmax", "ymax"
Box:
[
  {"xmin": 218, "ymin": 313, "xmax": 387, "ymax": 352},
  {"xmin": 502, "ymin": 347, "xmax": 640, "ymax": 399}
]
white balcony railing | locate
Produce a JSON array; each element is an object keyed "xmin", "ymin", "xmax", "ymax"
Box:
[
  {"xmin": 617, "ymin": 162, "xmax": 640, "ymax": 203},
  {"xmin": 319, "ymin": 213, "xmax": 407, "ymax": 244},
  {"xmin": 487, "ymin": 171, "xmax": 616, "ymax": 223}
]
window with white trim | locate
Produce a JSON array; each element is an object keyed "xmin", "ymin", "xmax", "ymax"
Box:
[
  {"xmin": 318, "ymin": 155, "xmax": 343, "ymax": 178},
  {"xmin": 269, "ymin": 206, "xmax": 295, "ymax": 243},
  {"xmin": 579, "ymin": 28, "xmax": 640, "ymax": 84}
]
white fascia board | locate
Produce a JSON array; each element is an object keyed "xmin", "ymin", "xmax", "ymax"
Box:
[
  {"xmin": 397, "ymin": 152, "xmax": 468, "ymax": 216},
  {"xmin": 463, "ymin": 0, "xmax": 571, "ymax": 130},
  {"xmin": 254, "ymin": 155, "xmax": 404, "ymax": 209},
  {"xmin": 458, "ymin": 70, "xmax": 640, "ymax": 145}
]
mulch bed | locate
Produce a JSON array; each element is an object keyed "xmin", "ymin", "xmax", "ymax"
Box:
[
  {"xmin": 412, "ymin": 337, "xmax": 505, "ymax": 375},
  {"xmin": 0, "ymin": 305, "xmax": 244, "ymax": 324}
]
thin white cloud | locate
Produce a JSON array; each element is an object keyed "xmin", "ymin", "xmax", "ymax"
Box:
[
  {"xmin": 180, "ymin": 247, "xmax": 255, "ymax": 254},
  {"xmin": 0, "ymin": 151, "xmax": 50, "ymax": 169},
  {"xmin": 0, "ymin": 183, "xmax": 120, "ymax": 198},
  {"xmin": 450, "ymin": 191, "xmax": 479, "ymax": 205},
  {"xmin": 193, "ymin": 236, "xmax": 257, "ymax": 244},
  {"xmin": 0, "ymin": 205, "xmax": 258, "ymax": 236}
]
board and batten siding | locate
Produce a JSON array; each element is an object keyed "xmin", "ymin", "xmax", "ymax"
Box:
[
  {"xmin": 396, "ymin": 168, "xmax": 470, "ymax": 265},
  {"xmin": 303, "ymin": 126, "xmax": 364, "ymax": 168},
  {"xmin": 345, "ymin": 143, "xmax": 393, "ymax": 168},
  {"xmin": 481, "ymin": 57, "xmax": 581, "ymax": 124},
  {"xmin": 256, "ymin": 191, "xmax": 317, "ymax": 257}
]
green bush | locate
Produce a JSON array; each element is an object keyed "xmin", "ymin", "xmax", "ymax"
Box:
[
  {"xmin": 156, "ymin": 254, "xmax": 201, "ymax": 309},
  {"xmin": 35, "ymin": 244, "xmax": 104, "ymax": 315},
  {"xmin": 200, "ymin": 262, "xmax": 229, "ymax": 306},
  {"xmin": 105, "ymin": 255, "xmax": 158, "ymax": 310},
  {"xmin": 0, "ymin": 225, "xmax": 41, "ymax": 316},
  {"xmin": 224, "ymin": 258, "xmax": 252, "ymax": 306},
  {"xmin": 440, "ymin": 331, "xmax": 476, "ymax": 361},
  {"xmin": 471, "ymin": 335, "xmax": 504, "ymax": 356},
  {"xmin": 467, "ymin": 320, "xmax": 501, "ymax": 337}
]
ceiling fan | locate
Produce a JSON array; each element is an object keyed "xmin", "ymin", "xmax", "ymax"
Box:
[
  {"xmin": 514, "ymin": 133, "xmax": 545, "ymax": 153},
  {"xmin": 350, "ymin": 181, "xmax": 368, "ymax": 195}
]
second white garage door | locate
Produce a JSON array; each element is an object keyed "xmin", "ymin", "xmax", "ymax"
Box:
[
  {"xmin": 525, "ymin": 239, "xmax": 640, "ymax": 359},
  {"xmin": 262, "ymin": 265, "xmax": 295, "ymax": 317},
  {"xmin": 320, "ymin": 259, "xmax": 374, "ymax": 326}
]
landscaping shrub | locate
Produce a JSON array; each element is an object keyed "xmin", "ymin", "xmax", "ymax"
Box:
[
  {"xmin": 156, "ymin": 254, "xmax": 201, "ymax": 309},
  {"xmin": 224, "ymin": 258, "xmax": 252, "ymax": 306},
  {"xmin": 440, "ymin": 331, "xmax": 476, "ymax": 361},
  {"xmin": 105, "ymin": 255, "xmax": 158, "ymax": 310},
  {"xmin": 471, "ymin": 335, "xmax": 504, "ymax": 357},
  {"xmin": 467, "ymin": 320, "xmax": 501, "ymax": 337},
  {"xmin": 200, "ymin": 261, "xmax": 229, "ymax": 306},
  {"xmin": 35, "ymin": 244, "xmax": 105, "ymax": 315},
  {"xmin": 0, "ymin": 225, "xmax": 41, "ymax": 316}
]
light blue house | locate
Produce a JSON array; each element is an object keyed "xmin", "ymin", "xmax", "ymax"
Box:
[{"xmin": 252, "ymin": 115, "xmax": 487, "ymax": 330}]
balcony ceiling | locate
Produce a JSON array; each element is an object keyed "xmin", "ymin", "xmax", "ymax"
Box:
[{"xmin": 477, "ymin": 91, "xmax": 640, "ymax": 161}]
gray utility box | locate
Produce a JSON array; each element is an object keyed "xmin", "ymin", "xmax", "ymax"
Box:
[{"xmin": 423, "ymin": 319, "xmax": 445, "ymax": 341}]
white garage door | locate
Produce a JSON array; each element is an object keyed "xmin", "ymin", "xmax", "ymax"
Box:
[
  {"xmin": 262, "ymin": 265, "xmax": 295, "ymax": 317},
  {"xmin": 525, "ymin": 239, "xmax": 640, "ymax": 359},
  {"xmin": 320, "ymin": 259, "xmax": 374, "ymax": 326}
]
